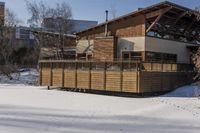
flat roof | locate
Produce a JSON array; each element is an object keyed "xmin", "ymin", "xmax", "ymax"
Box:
[
  {"xmin": 29, "ymin": 29, "xmax": 76, "ymax": 38},
  {"xmin": 76, "ymin": 1, "xmax": 197, "ymax": 35}
]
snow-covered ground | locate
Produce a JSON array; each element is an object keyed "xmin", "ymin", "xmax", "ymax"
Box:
[
  {"xmin": 0, "ymin": 69, "xmax": 200, "ymax": 133},
  {"xmin": 0, "ymin": 68, "xmax": 39, "ymax": 85}
]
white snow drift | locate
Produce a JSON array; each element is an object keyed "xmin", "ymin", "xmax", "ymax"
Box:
[{"xmin": 0, "ymin": 69, "xmax": 200, "ymax": 133}]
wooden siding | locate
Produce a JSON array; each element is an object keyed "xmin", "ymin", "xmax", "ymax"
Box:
[
  {"xmin": 163, "ymin": 64, "xmax": 172, "ymax": 72},
  {"xmin": 139, "ymin": 72, "xmax": 194, "ymax": 93},
  {"xmin": 52, "ymin": 68, "xmax": 62, "ymax": 86},
  {"xmin": 64, "ymin": 69, "xmax": 76, "ymax": 88},
  {"xmin": 106, "ymin": 71, "xmax": 121, "ymax": 92},
  {"xmin": 91, "ymin": 71, "xmax": 104, "ymax": 90},
  {"xmin": 77, "ymin": 15, "xmax": 145, "ymax": 40},
  {"xmin": 41, "ymin": 68, "xmax": 51, "ymax": 86},
  {"xmin": 114, "ymin": 15, "xmax": 145, "ymax": 37},
  {"xmin": 93, "ymin": 37, "xmax": 117, "ymax": 61},
  {"xmin": 122, "ymin": 72, "xmax": 138, "ymax": 93},
  {"xmin": 77, "ymin": 70, "xmax": 90, "ymax": 89}
]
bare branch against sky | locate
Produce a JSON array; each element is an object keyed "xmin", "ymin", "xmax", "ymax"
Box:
[{"xmin": 110, "ymin": 3, "xmax": 117, "ymax": 19}]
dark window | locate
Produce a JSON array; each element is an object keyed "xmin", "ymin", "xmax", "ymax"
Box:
[
  {"xmin": 52, "ymin": 63, "xmax": 63, "ymax": 68},
  {"xmin": 122, "ymin": 51, "xmax": 142, "ymax": 60},
  {"xmin": 146, "ymin": 52, "xmax": 177, "ymax": 63}
]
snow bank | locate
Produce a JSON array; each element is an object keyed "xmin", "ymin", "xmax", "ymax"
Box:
[
  {"xmin": 0, "ymin": 85, "xmax": 199, "ymax": 133},
  {"xmin": 0, "ymin": 69, "xmax": 39, "ymax": 85},
  {"xmin": 163, "ymin": 84, "xmax": 200, "ymax": 97},
  {"xmin": 0, "ymin": 69, "xmax": 200, "ymax": 132}
]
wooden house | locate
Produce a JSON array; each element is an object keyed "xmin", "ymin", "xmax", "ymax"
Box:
[
  {"xmin": 76, "ymin": 1, "xmax": 200, "ymax": 63},
  {"xmin": 39, "ymin": 1, "xmax": 197, "ymax": 95}
]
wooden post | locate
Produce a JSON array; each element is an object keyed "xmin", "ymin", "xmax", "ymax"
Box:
[
  {"xmin": 151, "ymin": 62, "xmax": 153, "ymax": 71},
  {"xmin": 139, "ymin": 61, "xmax": 142, "ymax": 71},
  {"xmin": 136, "ymin": 62, "xmax": 142, "ymax": 93},
  {"xmin": 120, "ymin": 61, "xmax": 123, "ymax": 92},
  {"xmin": 39, "ymin": 62, "xmax": 42, "ymax": 86},
  {"xmin": 171, "ymin": 63, "xmax": 173, "ymax": 72},
  {"xmin": 136, "ymin": 62, "xmax": 139, "ymax": 93},
  {"xmin": 62, "ymin": 63, "xmax": 65, "ymax": 88},
  {"xmin": 75, "ymin": 62, "xmax": 78, "ymax": 89},
  {"xmin": 89, "ymin": 61, "xmax": 92, "ymax": 90},
  {"xmin": 160, "ymin": 62, "xmax": 162, "ymax": 91},
  {"xmin": 50, "ymin": 62, "xmax": 53, "ymax": 86},
  {"xmin": 104, "ymin": 62, "xmax": 107, "ymax": 91}
]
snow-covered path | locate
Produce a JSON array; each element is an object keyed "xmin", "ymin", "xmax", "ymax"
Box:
[{"xmin": 0, "ymin": 84, "xmax": 200, "ymax": 133}]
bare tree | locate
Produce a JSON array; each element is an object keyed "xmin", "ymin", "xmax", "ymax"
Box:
[
  {"xmin": 25, "ymin": 0, "xmax": 73, "ymax": 60},
  {"xmin": 4, "ymin": 8, "xmax": 21, "ymax": 27},
  {"xmin": 0, "ymin": 8, "xmax": 20, "ymax": 63},
  {"xmin": 191, "ymin": 7, "xmax": 200, "ymax": 81},
  {"xmin": 0, "ymin": 8, "xmax": 20, "ymax": 79},
  {"xmin": 193, "ymin": 6, "xmax": 200, "ymax": 20},
  {"xmin": 110, "ymin": 4, "xmax": 117, "ymax": 19}
]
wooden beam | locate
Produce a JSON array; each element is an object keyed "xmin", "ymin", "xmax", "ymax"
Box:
[
  {"xmin": 145, "ymin": 10, "xmax": 161, "ymax": 19},
  {"xmin": 163, "ymin": 14, "xmax": 177, "ymax": 20},
  {"xmin": 146, "ymin": 16, "xmax": 161, "ymax": 33},
  {"xmin": 172, "ymin": 11, "xmax": 188, "ymax": 27},
  {"xmin": 183, "ymin": 19, "xmax": 195, "ymax": 34},
  {"xmin": 146, "ymin": 7, "xmax": 172, "ymax": 33},
  {"xmin": 145, "ymin": 7, "xmax": 172, "ymax": 19}
]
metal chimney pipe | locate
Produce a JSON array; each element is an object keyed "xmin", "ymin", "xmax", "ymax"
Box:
[
  {"xmin": 105, "ymin": 10, "xmax": 108, "ymax": 36},
  {"xmin": 105, "ymin": 10, "xmax": 108, "ymax": 22}
]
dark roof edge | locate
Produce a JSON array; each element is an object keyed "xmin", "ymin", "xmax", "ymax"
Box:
[{"xmin": 76, "ymin": 1, "xmax": 195, "ymax": 35}]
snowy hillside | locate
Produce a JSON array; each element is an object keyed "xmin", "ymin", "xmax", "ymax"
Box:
[
  {"xmin": 0, "ymin": 69, "xmax": 200, "ymax": 133},
  {"xmin": 163, "ymin": 84, "xmax": 200, "ymax": 97},
  {"xmin": 0, "ymin": 69, "xmax": 39, "ymax": 85}
]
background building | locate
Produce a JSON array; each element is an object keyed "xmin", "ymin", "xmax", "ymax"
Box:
[
  {"xmin": 0, "ymin": 2, "xmax": 4, "ymax": 26},
  {"xmin": 14, "ymin": 26, "xmax": 36, "ymax": 48},
  {"xmin": 69, "ymin": 20, "xmax": 98, "ymax": 34},
  {"xmin": 43, "ymin": 18, "xmax": 98, "ymax": 34}
]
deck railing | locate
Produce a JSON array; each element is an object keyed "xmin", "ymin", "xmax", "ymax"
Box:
[
  {"xmin": 39, "ymin": 60, "xmax": 195, "ymax": 94},
  {"xmin": 39, "ymin": 60, "xmax": 194, "ymax": 72}
]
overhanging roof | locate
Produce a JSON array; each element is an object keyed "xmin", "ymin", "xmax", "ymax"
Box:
[{"xmin": 76, "ymin": 1, "xmax": 197, "ymax": 35}]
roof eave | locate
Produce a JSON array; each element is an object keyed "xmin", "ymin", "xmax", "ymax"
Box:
[{"xmin": 76, "ymin": 1, "xmax": 197, "ymax": 35}]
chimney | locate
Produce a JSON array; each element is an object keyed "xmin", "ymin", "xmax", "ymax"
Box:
[
  {"xmin": 105, "ymin": 10, "xmax": 108, "ymax": 22},
  {"xmin": 105, "ymin": 10, "xmax": 109, "ymax": 36}
]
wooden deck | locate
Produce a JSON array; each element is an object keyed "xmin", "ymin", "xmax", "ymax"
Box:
[{"xmin": 39, "ymin": 60, "xmax": 194, "ymax": 94}]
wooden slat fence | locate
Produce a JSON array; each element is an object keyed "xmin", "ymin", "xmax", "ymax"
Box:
[{"xmin": 39, "ymin": 60, "xmax": 194, "ymax": 94}]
